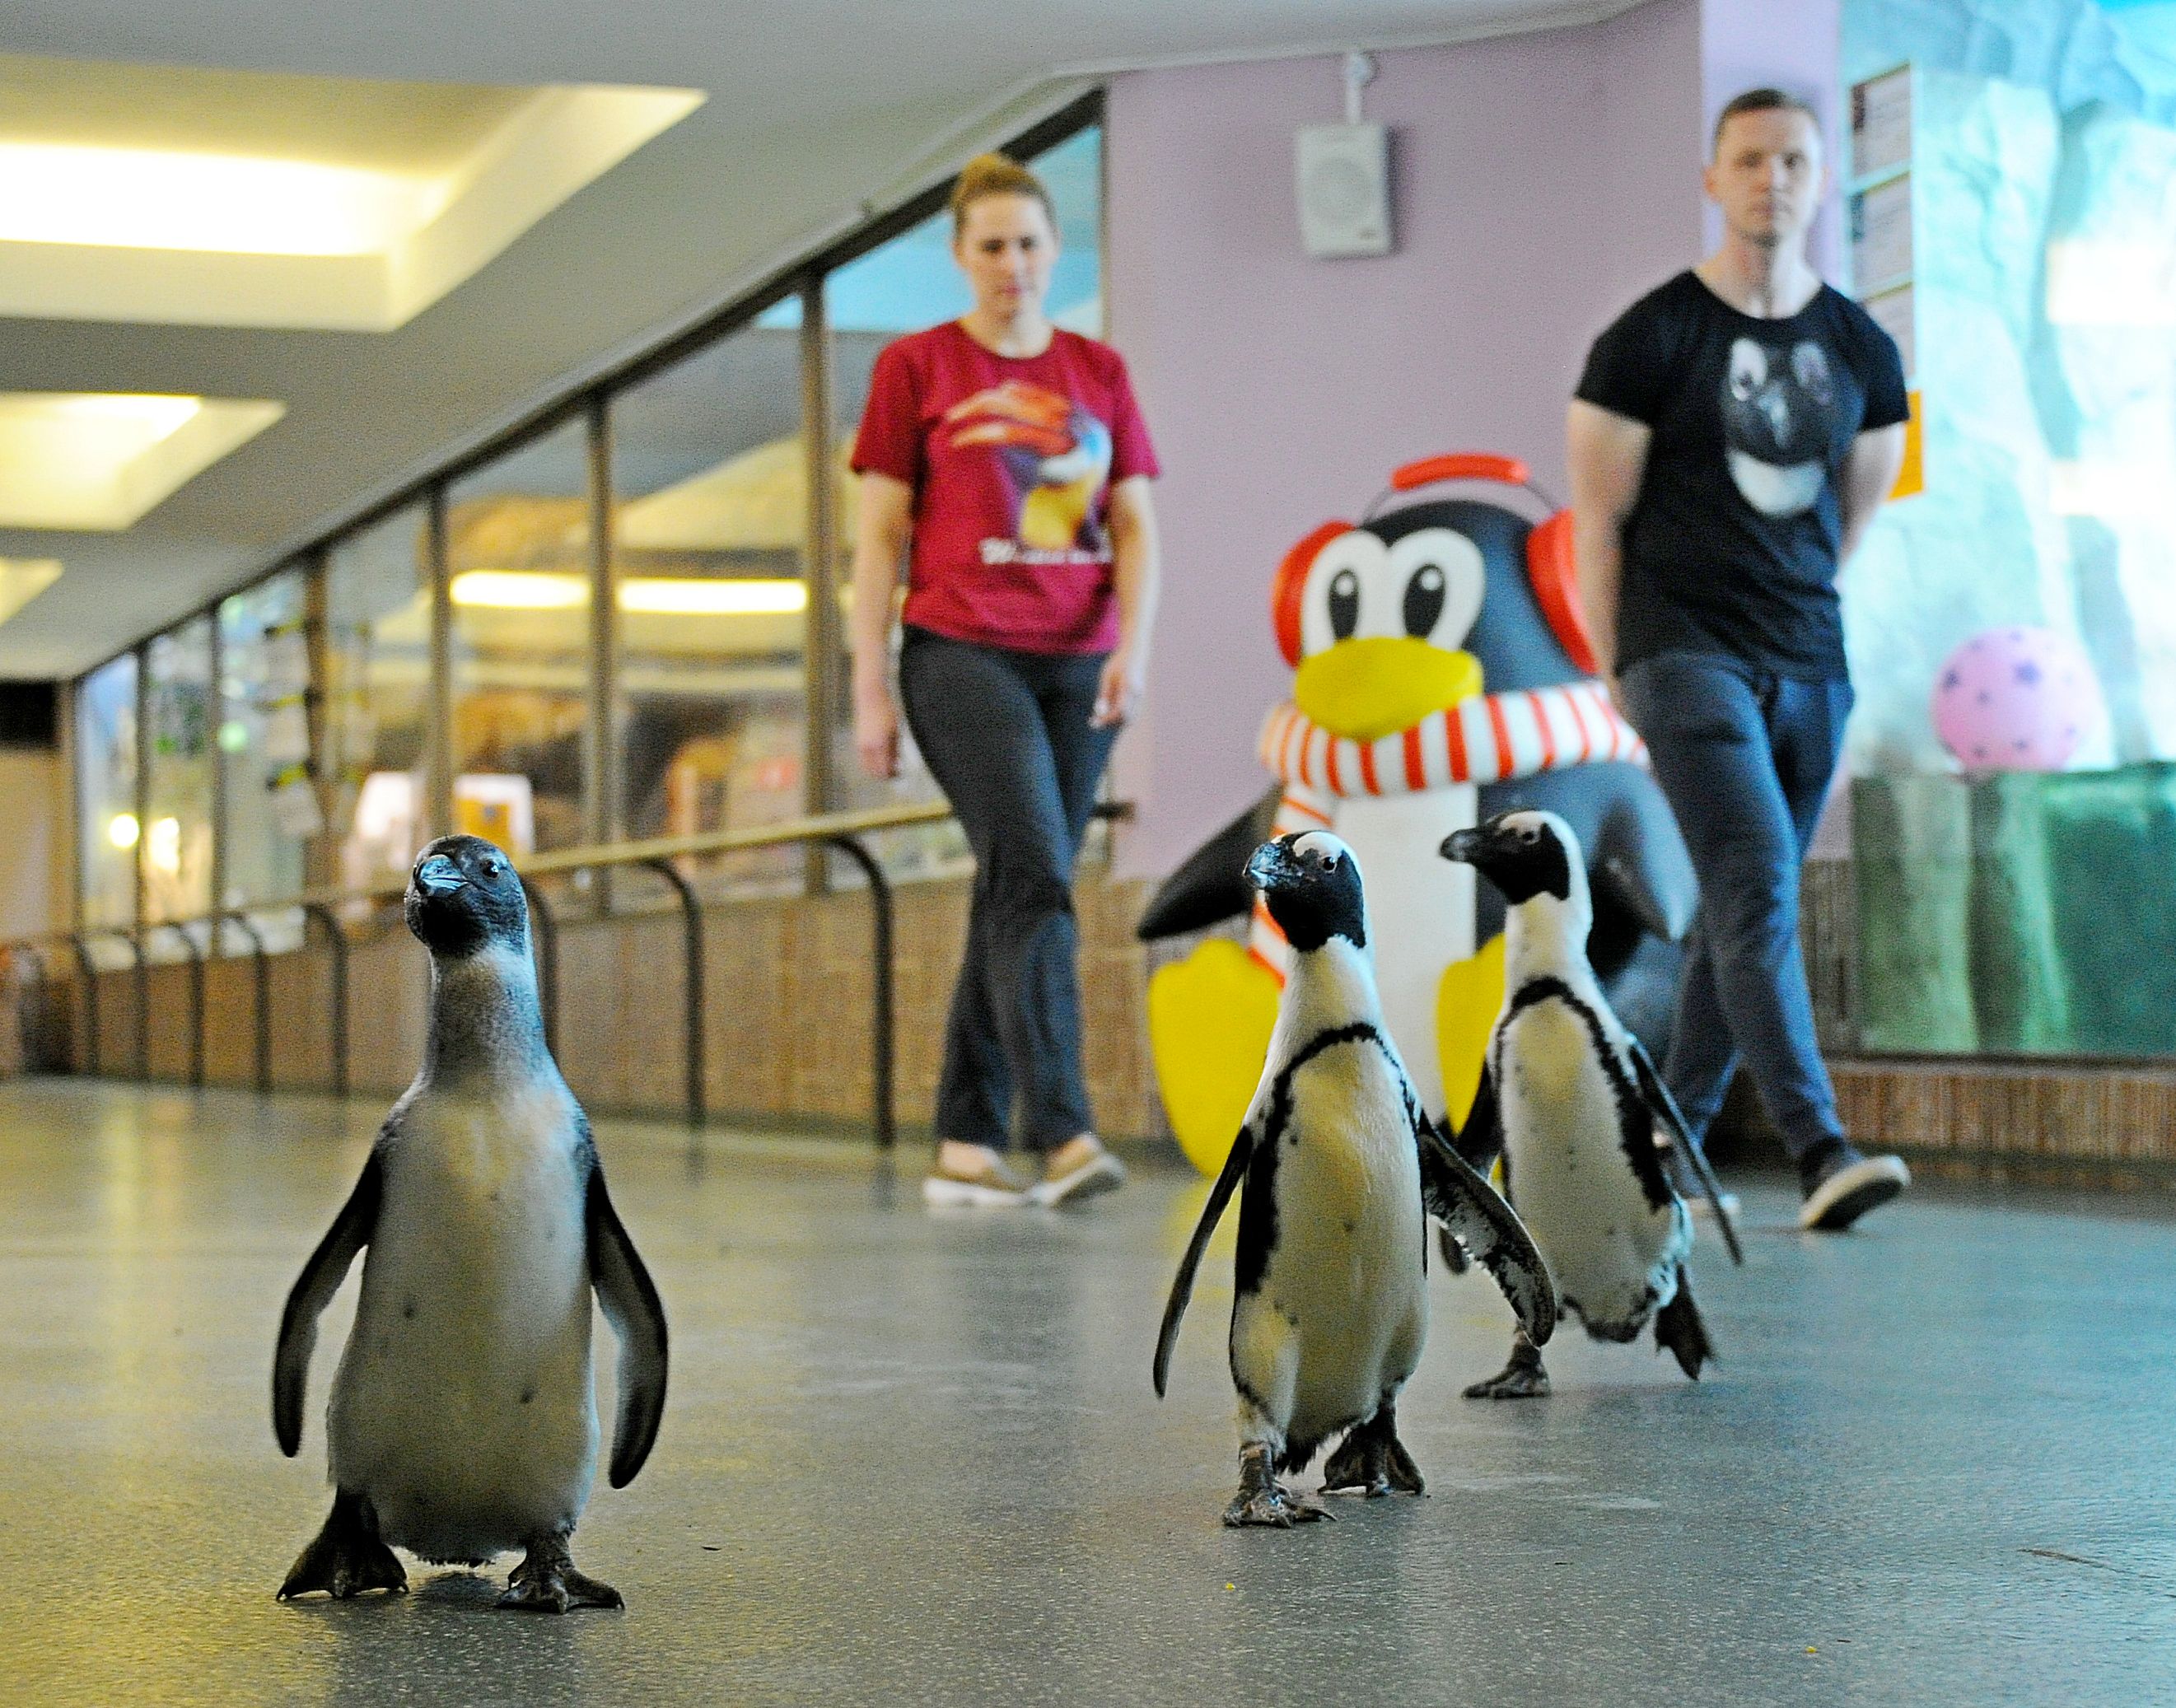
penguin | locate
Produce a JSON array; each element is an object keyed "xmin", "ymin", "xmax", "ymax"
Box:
[
  {"xmin": 272, "ymin": 834, "xmax": 668, "ymax": 1611},
  {"xmin": 1721, "ymin": 335, "xmax": 1837, "ymax": 518},
  {"xmin": 1153, "ymin": 830, "xmax": 1556, "ymax": 1525},
  {"xmin": 1440, "ymin": 810, "xmax": 1740, "ymax": 1400}
]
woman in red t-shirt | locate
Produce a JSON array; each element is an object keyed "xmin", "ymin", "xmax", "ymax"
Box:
[{"xmin": 849, "ymin": 152, "xmax": 1162, "ymax": 1210}]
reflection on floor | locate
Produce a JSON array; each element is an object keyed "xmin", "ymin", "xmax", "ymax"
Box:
[{"xmin": 1, "ymin": 1079, "xmax": 2171, "ymax": 1705}]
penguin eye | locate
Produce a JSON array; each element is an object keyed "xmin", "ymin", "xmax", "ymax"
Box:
[
  {"xmin": 483, "ymin": 856, "xmax": 506, "ymax": 879},
  {"xmin": 1729, "ymin": 339, "xmax": 1764, "ymax": 399},
  {"xmin": 1402, "ymin": 563, "xmax": 1445, "ymax": 639},
  {"xmin": 1328, "ymin": 568, "xmax": 1360, "ymax": 641},
  {"xmin": 1791, "ymin": 341, "xmax": 1833, "ymax": 404}
]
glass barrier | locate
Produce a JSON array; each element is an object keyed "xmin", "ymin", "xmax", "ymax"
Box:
[
  {"xmin": 445, "ymin": 419, "xmax": 591, "ymax": 856},
  {"xmin": 75, "ymin": 651, "xmax": 138, "ymax": 938},
  {"xmin": 143, "ymin": 618, "xmax": 214, "ymax": 934},
  {"xmin": 609, "ymin": 319, "xmax": 810, "ymax": 895},
  {"xmin": 326, "ymin": 503, "xmax": 432, "ymax": 892}
]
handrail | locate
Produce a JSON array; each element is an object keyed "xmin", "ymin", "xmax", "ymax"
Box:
[{"xmin": 5, "ymin": 798, "xmax": 1001, "ymax": 1147}]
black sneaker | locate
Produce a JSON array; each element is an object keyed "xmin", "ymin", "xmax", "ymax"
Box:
[{"xmin": 1798, "ymin": 1140, "xmax": 1910, "ymax": 1231}]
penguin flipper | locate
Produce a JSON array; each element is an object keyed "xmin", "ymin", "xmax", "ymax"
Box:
[
  {"xmin": 1450, "ymin": 1058, "xmax": 1504, "ymax": 1174},
  {"xmin": 1153, "ymin": 1121, "xmax": 1254, "ymax": 1398},
  {"xmin": 586, "ymin": 1160, "xmax": 670, "ymax": 1488},
  {"xmin": 1627, "ymin": 1038, "xmax": 1745, "ymax": 1267},
  {"xmin": 1416, "ymin": 1112, "xmax": 1557, "ymax": 1347},
  {"xmin": 273, "ymin": 1145, "xmax": 385, "ymax": 1457}
]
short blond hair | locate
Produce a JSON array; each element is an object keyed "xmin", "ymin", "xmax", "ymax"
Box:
[{"xmin": 949, "ymin": 152, "xmax": 1056, "ymax": 237}]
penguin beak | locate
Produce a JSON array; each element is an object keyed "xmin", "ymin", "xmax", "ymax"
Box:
[
  {"xmin": 1244, "ymin": 840, "xmax": 1300, "ymax": 894},
  {"xmin": 413, "ymin": 854, "xmax": 467, "ymax": 897},
  {"xmin": 1440, "ymin": 827, "xmax": 1490, "ymax": 868}
]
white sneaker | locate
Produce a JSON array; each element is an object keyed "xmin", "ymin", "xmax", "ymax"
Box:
[
  {"xmin": 1030, "ymin": 1139, "xmax": 1128, "ymax": 1208},
  {"xmin": 922, "ymin": 1150, "xmax": 1032, "ymax": 1209},
  {"xmin": 1799, "ymin": 1145, "xmax": 1910, "ymax": 1231}
]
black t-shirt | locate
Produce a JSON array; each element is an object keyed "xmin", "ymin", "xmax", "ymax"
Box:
[{"xmin": 1576, "ymin": 269, "xmax": 1908, "ymax": 680}]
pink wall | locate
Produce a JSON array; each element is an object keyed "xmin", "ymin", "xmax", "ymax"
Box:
[{"xmin": 1104, "ymin": 0, "xmax": 1705, "ymax": 878}]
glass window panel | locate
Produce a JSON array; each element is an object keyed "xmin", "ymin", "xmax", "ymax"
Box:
[
  {"xmin": 446, "ymin": 421, "xmax": 591, "ymax": 856},
  {"xmin": 610, "ymin": 322, "xmax": 807, "ymax": 894},
  {"xmin": 142, "ymin": 618, "xmax": 214, "ymax": 934},
  {"xmin": 326, "ymin": 504, "xmax": 432, "ymax": 890},
  {"xmin": 75, "ymin": 651, "xmax": 138, "ymax": 933},
  {"xmin": 826, "ymin": 122, "xmax": 1105, "ymax": 880},
  {"xmin": 218, "ymin": 568, "xmax": 312, "ymax": 941}
]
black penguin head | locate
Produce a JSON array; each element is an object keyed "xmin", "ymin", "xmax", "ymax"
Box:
[
  {"xmin": 404, "ymin": 835, "xmax": 529, "ymax": 959},
  {"xmin": 1441, "ymin": 810, "xmax": 1585, "ymax": 912},
  {"xmin": 1245, "ymin": 830, "xmax": 1366, "ymax": 954}
]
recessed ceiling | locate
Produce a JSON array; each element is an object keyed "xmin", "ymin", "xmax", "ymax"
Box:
[
  {"xmin": 0, "ymin": 56, "xmax": 703, "ymax": 330},
  {"xmin": 0, "ymin": 558, "xmax": 62, "ymax": 625},
  {"xmin": 0, "ymin": 0, "xmax": 1632, "ymax": 679},
  {"xmin": 0, "ymin": 391, "xmax": 284, "ymax": 530}
]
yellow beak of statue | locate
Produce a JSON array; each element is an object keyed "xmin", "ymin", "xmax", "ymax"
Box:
[{"xmin": 1292, "ymin": 637, "xmax": 1485, "ymax": 743}]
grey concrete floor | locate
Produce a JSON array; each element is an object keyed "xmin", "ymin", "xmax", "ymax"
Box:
[{"xmin": 2, "ymin": 1080, "xmax": 2174, "ymax": 1706}]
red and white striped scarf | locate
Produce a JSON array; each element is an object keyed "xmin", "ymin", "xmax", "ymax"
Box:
[{"xmin": 1258, "ymin": 681, "xmax": 1644, "ymax": 798}]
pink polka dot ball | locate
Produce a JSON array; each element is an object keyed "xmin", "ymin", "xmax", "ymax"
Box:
[{"xmin": 1931, "ymin": 626, "xmax": 2103, "ymax": 772}]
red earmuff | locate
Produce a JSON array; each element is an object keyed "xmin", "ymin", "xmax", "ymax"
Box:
[
  {"xmin": 1385, "ymin": 452, "xmax": 1599, "ymax": 675},
  {"xmin": 1271, "ymin": 520, "xmax": 1354, "ymax": 667}
]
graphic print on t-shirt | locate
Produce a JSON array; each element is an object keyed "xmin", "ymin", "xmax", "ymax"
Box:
[
  {"xmin": 943, "ymin": 379, "xmax": 1115, "ymax": 558},
  {"xmin": 1721, "ymin": 336, "xmax": 1837, "ymax": 519}
]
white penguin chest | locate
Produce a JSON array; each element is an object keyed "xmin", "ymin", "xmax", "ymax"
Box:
[
  {"xmin": 329, "ymin": 1078, "xmax": 601, "ymax": 1547},
  {"xmin": 1249, "ymin": 1042, "xmax": 1427, "ymax": 1410},
  {"xmin": 1497, "ymin": 1001, "xmax": 1683, "ymax": 1323}
]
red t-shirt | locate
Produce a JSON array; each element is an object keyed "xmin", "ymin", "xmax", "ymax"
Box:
[{"xmin": 850, "ymin": 321, "xmax": 1160, "ymax": 655}]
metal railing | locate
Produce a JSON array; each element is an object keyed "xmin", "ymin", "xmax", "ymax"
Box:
[{"xmin": 0, "ymin": 800, "xmax": 1001, "ymax": 1148}]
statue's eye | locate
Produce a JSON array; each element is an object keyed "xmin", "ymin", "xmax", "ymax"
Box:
[
  {"xmin": 1403, "ymin": 563, "xmax": 1445, "ymax": 639},
  {"xmin": 1328, "ymin": 569, "xmax": 1360, "ymax": 641}
]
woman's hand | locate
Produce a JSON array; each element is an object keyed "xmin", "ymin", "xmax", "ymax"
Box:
[
  {"xmin": 1091, "ymin": 646, "xmax": 1146, "ymax": 728},
  {"xmin": 855, "ymin": 687, "xmax": 901, "ymax": 779}
]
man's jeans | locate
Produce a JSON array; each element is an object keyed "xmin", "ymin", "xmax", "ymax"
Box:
[{"xmin": 1617, "ymin": 651, "xmax": 1852, "ymax": 1162}]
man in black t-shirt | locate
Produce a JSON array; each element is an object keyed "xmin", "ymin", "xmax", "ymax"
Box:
[{"xmin": 1568, "ymin": 88, "xmax": 1912, "ymax": 1232}]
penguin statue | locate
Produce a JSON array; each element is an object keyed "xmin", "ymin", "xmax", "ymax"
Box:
[
  {"xmin": 1441, "ymin": 810, "xmax": 1739, "ymax": 1399},
  {"xmin": 1154, "ymin": 830, "xmax": 1556, "ymax": 1525},
  {"xmin": 1141, "ymin": 453, "xmax": 1696, "ymax": 1177},
  {"xmin": 272, "ymin": 835, "xmax": 669, "ymax": 1610}
]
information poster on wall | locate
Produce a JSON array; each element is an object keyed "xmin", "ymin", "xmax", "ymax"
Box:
[{"xmin": 1849, "ymin": 63, "xmax": 1921, "ymax": 500}]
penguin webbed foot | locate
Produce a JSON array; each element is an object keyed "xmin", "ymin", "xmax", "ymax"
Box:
[
  {"xmin": 499, "ymin": 1532, "xmax": 624, "ymax": 1613},
  {"xmin": 1653, "ymin": 1284, "xmax": 1715, "ymax": 1382},
  {"xmin": 1321, "ymin": 1404, "xmax": 1425, "ymax": 1499},
  {"xmin": 1462, "ymin": 1335, "xmax": 1551, "ymax": 1401},
  {"xmin": 278, "ymin": 1490, "xmax": 409, "ymax": 1601},
  {"xmin": 1222, "ymin": 1444, "xmax": 1334, "ymax": 1528}
]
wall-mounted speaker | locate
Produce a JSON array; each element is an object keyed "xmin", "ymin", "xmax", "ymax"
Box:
[{"xmin": 1295, "ymin": 124, "xmax": 1392, "ymax": 259}]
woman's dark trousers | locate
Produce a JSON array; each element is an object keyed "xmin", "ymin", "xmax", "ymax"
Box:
[{"xmin": 899, "ymin": 626, "xmax": 1118, "ymax": 1152}]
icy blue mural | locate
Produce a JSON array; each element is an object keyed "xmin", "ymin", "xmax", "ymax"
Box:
[
  {"xmin": 1842, "ymin": 0, "xmax": 2176, "ymax": 775},
  {"xmin": 1842, "ymin": 1, "xmax": 2176, "ymax": 1057}
]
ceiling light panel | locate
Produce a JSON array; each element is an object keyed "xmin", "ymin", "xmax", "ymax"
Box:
[
  {"xmin": 0, "ymin": 392, "xmax": 284, "ymax": 530},
  {"xmin": 0, "ymin": 58, "xmax": 703, "ymax": 330}
]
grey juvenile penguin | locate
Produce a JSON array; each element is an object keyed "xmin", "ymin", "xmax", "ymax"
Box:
[
  {"xmin": 273, "ymin": 834, "xmax": 668, "ymax": 1611},
  {"xmin": 1441, "ymin": 809, "xmax": 1740, "ymax": 1400},
  {"xmin": 1155, "ymin": 830, "xmax": 1557, "ymax": 1526}
]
